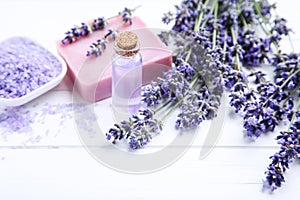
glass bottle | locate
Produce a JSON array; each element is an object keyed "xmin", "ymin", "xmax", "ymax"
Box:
[{"xmin": 112, "ymin": 31, "xmax": 142, "ymax": 120}]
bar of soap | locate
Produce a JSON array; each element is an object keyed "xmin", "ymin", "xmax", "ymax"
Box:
[
  {"xmin": 57, "ymin": 16, "xmax": 172, "ymax": 102},
  {"xmin": 0, "ymin": 37, "xmax": 67, "ymax": 106}
]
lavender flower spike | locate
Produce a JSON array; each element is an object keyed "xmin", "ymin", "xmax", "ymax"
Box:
[
  {"xmin": 263, "ymin": 112, "xmax": 300, "ymax": 191},
  {"xmin": 86, "ymin": 39, "xmax": 108, "ymax": 57},
  {"xmin": 119, "ymin": 6, "xmax": 141, "ymax": 25},
  {"xmin": 106, "ymin": 109, "xmax": 163, "ymax": 150},
  {"xmin": 61, "ymin": 18, "xmax": 105, "ymax": 45}
]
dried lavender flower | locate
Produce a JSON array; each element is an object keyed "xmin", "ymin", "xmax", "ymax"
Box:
[
  {"xmin": 61, "ymin": 19, "xmax": 105, "ymax": 45},
  {"xmin": 171, "ymin": 0, "xmax": 200, "ymax": 34},
  {"xmin": 92, "ymin": 17, "xmax": 106, "ymax": 31},
  {"xmin": 264, "ymin": 112, "xmax": 300, "ymax": 191},
  {"xmin": 259, "ymin": 0, "xmax": 276, "ymax": 18},
  {"xmin": 142, "ymin": 68, "xmax": 191, "ymax": 106},
  {"xmin": 61, "ymin": 6, "xmax": 138, "ymax": 45},
  {"xmin": 176, "ymin": 90, "xmax": 220, "ymax": 129},
  {"xmin": 229, "ymin": 82, "xmax": 254, "ymax": 113},
  {"xmin": 242, "ymin": 82, "xmax": 289, "ymax": 137},
  {"xmin": 271, "ymin": 17, "xmax": 292, "ymax": 36},
  {"xmin": 86, "ymin": 39, "xmax": 108, "ymax": 57},
  {"xmin": 238, "ymin": 29, "xmax": 271, "ymax": 66},
  {"xmin": 239, "ymin": 0, "xmax": 258, "ymax": 25},
  {"xmin": 119, "ymin": 7, "xmax": 134, "ymax": 25},
  {"xmin": 106, "ymin": 109, "xmax": 162, "ymax": 150},
  {"xmin": 162, "ymin": 11, "xmax": 174, "ymax": 24},
  {"xmin": 273, "ymin": 53, "xmax": 300, "ymax": 92}
]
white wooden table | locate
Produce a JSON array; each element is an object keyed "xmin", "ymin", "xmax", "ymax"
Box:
[{"xmin": 1, "ymin": 0, "xmax": 300, "ymax": 199}]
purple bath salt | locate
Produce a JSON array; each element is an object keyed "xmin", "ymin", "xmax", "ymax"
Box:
[{"xmin": 0, "ymin": 37, "xmax": 62, "ymax": 99}]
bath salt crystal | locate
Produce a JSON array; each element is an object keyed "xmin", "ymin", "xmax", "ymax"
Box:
[{"xmin": 0, "ymin": 37, "xmax": 63, "ymax": 99}]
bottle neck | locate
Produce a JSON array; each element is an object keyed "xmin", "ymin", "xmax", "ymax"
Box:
[{"xmin": 114, "ymin": 41, "xmax": 140, "ymax": 57}]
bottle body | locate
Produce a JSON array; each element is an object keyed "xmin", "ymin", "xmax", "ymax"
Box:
[{"xmin": 112, "ymin": 52, "xmax": 142, "ymax": 118}]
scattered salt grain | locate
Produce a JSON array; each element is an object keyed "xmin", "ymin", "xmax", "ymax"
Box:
[{"xmin": 0, "ymin": 102, "xmax": 98, "ymax": 144}]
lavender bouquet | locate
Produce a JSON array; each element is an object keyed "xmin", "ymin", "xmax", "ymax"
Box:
[{"xmin": 105, "ymin": 0, "xmax": 300, "ymax": 191}]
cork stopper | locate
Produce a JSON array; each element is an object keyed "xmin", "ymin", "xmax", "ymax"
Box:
[{"xmin": 115, "ymin": 31, "xmax": 139, "ymax": 57}]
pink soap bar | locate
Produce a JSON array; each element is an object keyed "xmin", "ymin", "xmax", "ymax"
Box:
[{"xmin": 57, "ymin": 16, "xmax": 172, "ymax": 102}]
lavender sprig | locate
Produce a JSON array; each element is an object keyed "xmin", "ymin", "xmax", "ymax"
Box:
[
  {"xmin": 86, "ymin": 6, "xmax": 140, "ymax": 57},
  {"xmin": 273, "ymin": 53, "xmax": 300, "ymax": 92},
  {"xmin": 61, "ymin": 19, "xmax": 105, "ymax": 45},
  {"xmin": 176, "ymin": 48, "xmax": 224, "ymax": 129},
  {"xmin": 263, "ymin": 110, "xmax": 300, "ymax": 191},
  {"xmin": 106, "ymin": 109, "xmax": 162, "ymax": 150},
  {"xmin": 240, "ymin": 80, "xmax": 292, "ymax": 137},
  {"xmin": 85, "ymin": 29, "xmax": 117, "ymax": 57},
  {"xmin": 61, "ymin": 6, "xmax": 139, "ymax": 45},
  {"xmin": 86, "ymin": 39, "xmax": 108, "ymax": 57},
  {"xmin": 119, "ymin": 7, "xmax": 137, "ymax": 25}
]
